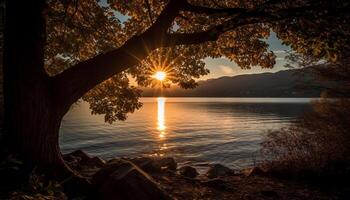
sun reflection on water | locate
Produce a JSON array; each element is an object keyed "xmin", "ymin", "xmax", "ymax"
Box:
[{"xmin": 157, "ymin": 97, "xmax": 166, "ymax": 139}]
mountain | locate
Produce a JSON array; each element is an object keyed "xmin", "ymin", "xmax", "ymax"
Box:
[{"xmin": 141, "ymin": 69, "xmax": 325, "ymax": 97}]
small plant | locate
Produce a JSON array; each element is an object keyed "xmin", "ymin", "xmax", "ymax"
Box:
[{"xmin": 8, "ymin": 169, "xmax": 67, "ymax": 200}]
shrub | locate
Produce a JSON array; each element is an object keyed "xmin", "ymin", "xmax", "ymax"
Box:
[{"xmin": 261, "ymin": 99, "xmax": 350, "ymax": 179}]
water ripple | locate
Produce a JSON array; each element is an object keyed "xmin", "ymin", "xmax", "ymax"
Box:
[{"xmin": 60, "ymin": 98, "xmax": 312, "ymax": 168}]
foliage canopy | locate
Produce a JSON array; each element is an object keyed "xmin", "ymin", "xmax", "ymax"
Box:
[{"xmin": 44, "ymin": 0, "xmax": 350, "ymax": 122}]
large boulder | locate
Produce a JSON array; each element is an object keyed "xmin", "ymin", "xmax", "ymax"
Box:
[
  {"xmin": 63, "ymin": 150, "xmax": 107, "ymax": 170},
  {"xmin": 179, "ymin": 166, "xmax": 199, "ymax": 178},
  {"xmin": 206, "ymin": 164, "xmax": 234, "ymax": 179},
  {"xmin": 92, "ymin": 159, "xmax": 170, "ymax": 200},
  {"xmin": 126, "ymin": 157, "xmax": 161, "ymax": 173},
  {"xmin": 84, "ymin": 156, "xmax": 106, "ymax": 168},
  {"xmin": 153, "ymin": 157, "xmax": 177, "ymax": 171}
]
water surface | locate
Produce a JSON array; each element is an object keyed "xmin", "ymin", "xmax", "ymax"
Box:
[{"xmin": 60, "ymin": 98, "xmax": 313, "ymax": 169}]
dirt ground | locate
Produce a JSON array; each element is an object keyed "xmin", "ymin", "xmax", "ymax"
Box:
[{"xmin": 152, "ymin": 171, "xmax": 344, "ymax": 200}]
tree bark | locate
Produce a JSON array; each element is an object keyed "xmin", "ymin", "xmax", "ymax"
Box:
[
  {"xmin": 5, "ymin": 82, "xmax": 68, "ymax": 170},
  {"xmin": 2, "ymin": 0, "xmax": 71, "ymax": 174}
]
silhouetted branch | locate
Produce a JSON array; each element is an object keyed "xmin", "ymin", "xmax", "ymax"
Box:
[{"xmin": 53, "ymin": 0, "xmax": 186, "ymax": 106}]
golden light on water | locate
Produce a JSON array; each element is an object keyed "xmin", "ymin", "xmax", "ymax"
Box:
[
  {"xmin": 153, "ymin": 71, "xmax": 166, "ymax": 81},
  {"xmin": 157, "ymin": 97, "xmax": 166, "ymax": 139}
]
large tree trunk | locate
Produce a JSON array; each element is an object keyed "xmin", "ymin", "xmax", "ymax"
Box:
[
  {"xmin": 5, "ymin": 79, "xmax": 61, "ymax": 163},
  {"xmin": 5, "ymin": 81, "xmax": 69, "ymax": 171},
  {"xmin": 2, "ymin": 0, "xmax": 71, "ymax": 174}
]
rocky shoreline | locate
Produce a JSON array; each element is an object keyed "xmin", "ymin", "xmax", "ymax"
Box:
[{"xmin": 63, "ymin": 150, "xmax": 335, "ymax": 200}]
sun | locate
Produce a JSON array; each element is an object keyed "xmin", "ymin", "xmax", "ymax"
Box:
[{"xmin": 153, "ymin": 71, "xmax": 167, "ymax": 81}]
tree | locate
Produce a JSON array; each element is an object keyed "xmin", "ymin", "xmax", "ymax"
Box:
[{"xmin": 2, "ymin": 0, "xmax": 349, "ymax": 175}]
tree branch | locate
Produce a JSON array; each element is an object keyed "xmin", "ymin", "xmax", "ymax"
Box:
[
  {"xmin": 52, "ymin": 0, "xmax": 186, "ymax": 107},
  {"xmin": 258, "ymin": 0, "xmax": 283, "ymax": 10},
  {"xmin": 165, "ymin": 4, "xmax": 326, "ymax": 47},
  {"xmin": 162, "ymin": 12, "xmax": 270, "ymax": 47},
  {"xmin": 52, "ymin": 0, "xmax": 341, "ymax": 109},
  {"xmin": 181, "ymin": 1, "xmax": 246, "ymax": 16},
  {"xmin": 163, "ymin": 31, "xmax": 219, "ymax": 46}
]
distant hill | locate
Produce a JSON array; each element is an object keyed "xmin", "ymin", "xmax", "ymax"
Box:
[{"xmin": 141, "ymin": 69, "xmax": 326, "ymax": 97}]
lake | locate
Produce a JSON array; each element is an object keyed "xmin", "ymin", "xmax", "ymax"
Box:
[{"xmin": 60, "ymin": 98, "xmax": 313, "ymax": 170}]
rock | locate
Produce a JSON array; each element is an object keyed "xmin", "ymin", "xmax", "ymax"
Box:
[
  {"xmin": 64, "ymin": 151, "xmax": 106, "ymax": 169},
  {"xmin": 122, "ymin": 157, "xmax": 177, "ymax": 172},
  {"xmin": 107, "ymin": 158, "xmax": 122, "ymax": 164},
  {"xmin": 206, "ymin": 164, "xmax": 234, "ymax": 178},
  {"xmin": 179, "ymin": 166, "xmax": 199, "ymax": 178},
  {"xmin": 63, "ymin": 155, "xmax": 80, "ymax": 169},
  {"xmin": 201, "ymin": 178, "xmax": 227, "ymax": 190},
  {"xmin": 63, "ymin": 154, "xmax": 77, "ymax": 163},
  {"xmin": 127, "ymin": 157, "xmax": 161, "ymax": 173},
  {"xmin": 63, "ymin": 150, "xmax": 92, "ymax": 170},
  {"xmin": 64, "ymin": 150, "xmax": 91, "ymax": 163},
  {"xmin": 92, "ymin": 159, "xmax": 170, "ymax": 200},
  {"xmin": 154, "ymin": 157, "xmax": 177, "ymax": 171},
  {"xmin": 84, "ymin": 157, "xmax": 106, "ymax": 168},
  {"xmin": 243, "ymin": 167, "xmax": 266, "ymax": 177}
]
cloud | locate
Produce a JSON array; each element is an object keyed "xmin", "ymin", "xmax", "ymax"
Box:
[
  {"xmin": 273, "ymin": 50, "xmax": 288, "ymax": 61},
  {"xmin": 273, "ymin": 50, "xmax": 287, "ymax": 54},
  {"xmin": 219, "ymin": 65, "xmax": 235, "ymax": 74}
]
